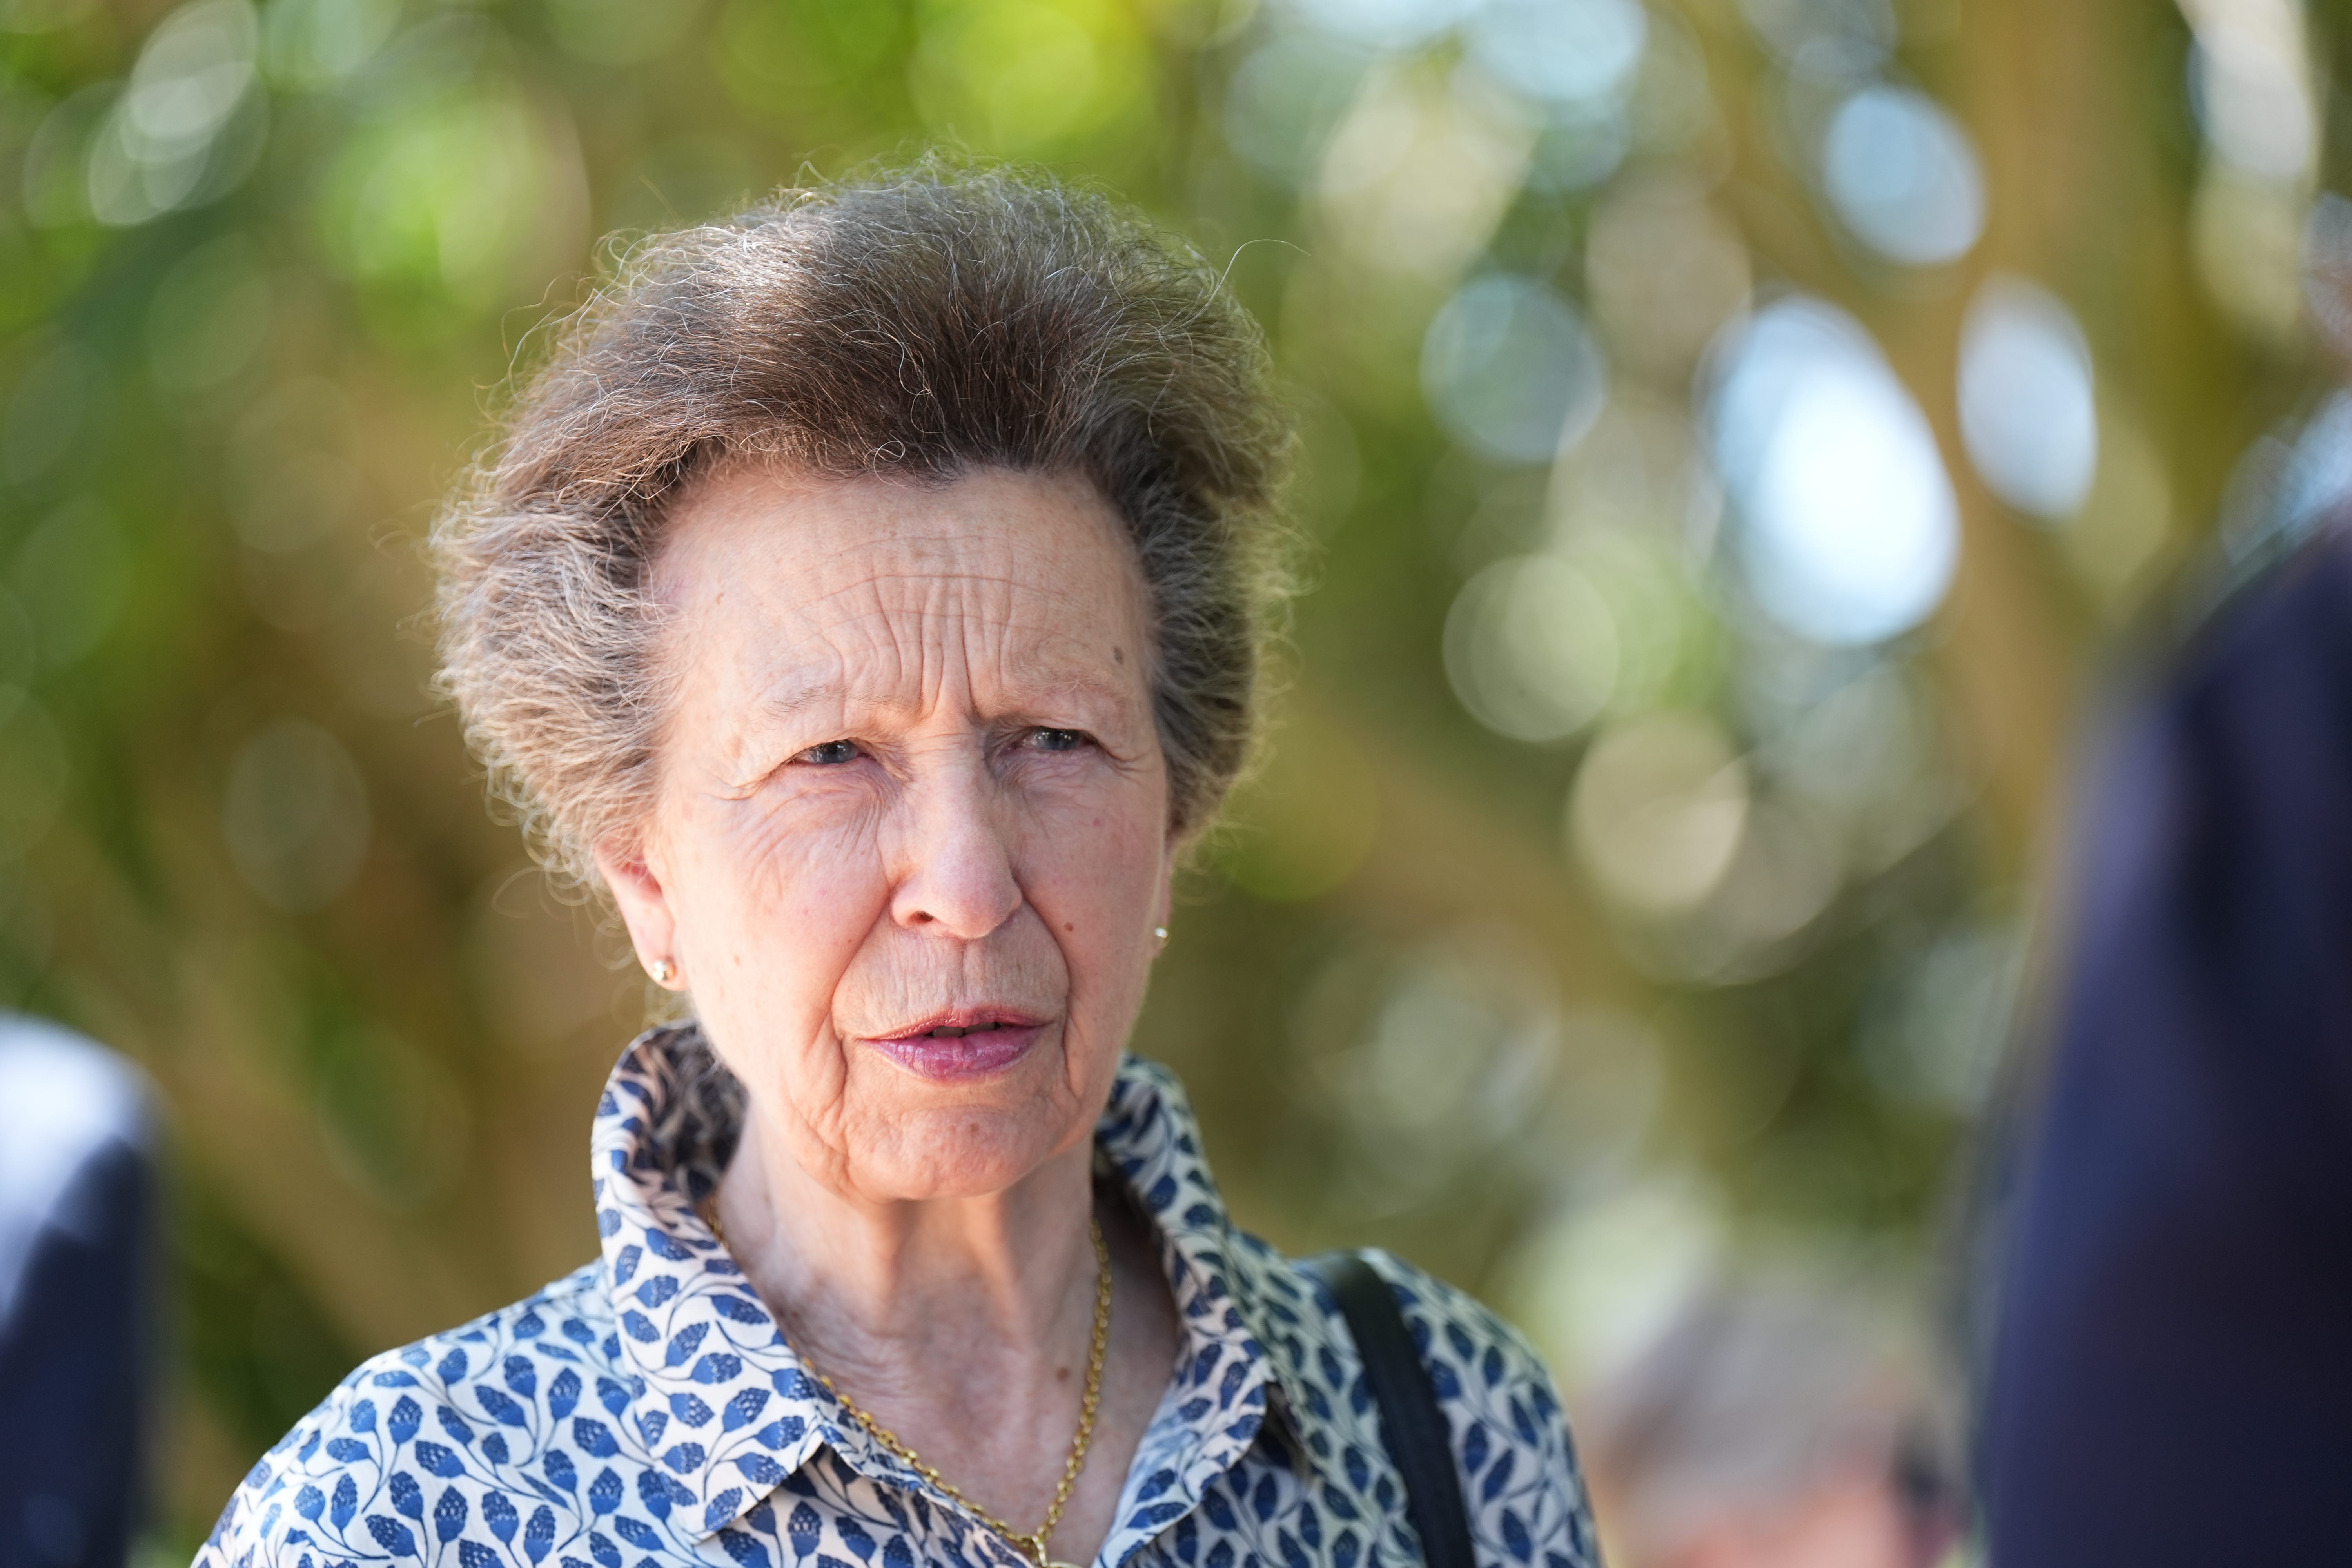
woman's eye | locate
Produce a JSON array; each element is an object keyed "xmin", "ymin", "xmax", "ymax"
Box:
[
  {"xmin": 795, "ymin": 739, "xmax": 860, "ymax": 766},
  {"xmin": 1028, "ymin": 727, "xmax": 1091, "ymax": 753}
]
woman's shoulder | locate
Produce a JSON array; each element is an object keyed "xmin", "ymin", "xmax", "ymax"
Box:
[
  {"xmin": 1240, "ymin": 1236, "xmax": 1600, "ymax": 1568},
  {"xmin": 196, "ymin": 1261, "xmax": 616, "ymax": 1568},
  {"xmin": 1366, "ymin": 1248, "xmax": 1567, "ymax": 1414},
  {"xmin": 1256, "ymin": 1238, "xmax": 1570, "ymax": 1426}
]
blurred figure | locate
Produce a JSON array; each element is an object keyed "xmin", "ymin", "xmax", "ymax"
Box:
[
  {"xmin": 1980, "ymin": 525, "xmax": 2352, "ymax": 1563},
  {"xmin": 1581, "ymin": 1271, "xmax": 1962, "ymax": 1568},
  {"xmin": 0, "ymin": 1016, "xmax": 156, "ymax": 1567}
]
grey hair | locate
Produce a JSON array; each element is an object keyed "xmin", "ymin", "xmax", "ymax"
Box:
[{"xmin": 432, "ymin": 158, "xmax": 1293, "ymax": 890}]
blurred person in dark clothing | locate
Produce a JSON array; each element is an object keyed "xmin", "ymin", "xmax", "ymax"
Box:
[
  {"xmin": 0, "ymin": 1015, "xmax": 156, "ymax": 1568},
  {"xmin": 1980, "ymin": 523, "xmax": 2352, "ymax": 1563}
]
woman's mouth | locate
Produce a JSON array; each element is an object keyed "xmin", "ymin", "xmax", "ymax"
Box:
[{"xmin": 867, "ymin": 1012, "xmax": 1049, "ymax": 1080}]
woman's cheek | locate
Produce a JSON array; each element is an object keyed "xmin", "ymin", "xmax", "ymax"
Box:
[
  {"xmin": 719, "ymin": 771, "xmax": 871, "ymax": 884},
  {"xmin": 1033, "ymin": 789, "xmax": 1163, "ymax": 996},
  {"xmin": 681, "ymin": 791, "xmax": 885, "ymax": 992}
]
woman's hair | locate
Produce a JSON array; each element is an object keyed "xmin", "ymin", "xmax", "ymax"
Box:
[{"xmin": 432, "ymin": 158, "xmax": 1292, "ymax": 889}]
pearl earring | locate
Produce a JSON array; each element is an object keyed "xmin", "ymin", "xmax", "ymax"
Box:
[
  {"xmin": 648, "ymin": 957, "xmax": 677, "ymax": 985},
  {"xmin": 1152, "ymin": 926, "xmax": 1169, "ymax": 951}
]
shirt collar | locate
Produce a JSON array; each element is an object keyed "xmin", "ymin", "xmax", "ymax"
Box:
[
  {"xmin": 592, "ymin": 1029, "xmax": 902, "ymax": 1544},
  {"xmin": 590, "ymin": 1029, "xmax": 1330, "ymax": 1548}
]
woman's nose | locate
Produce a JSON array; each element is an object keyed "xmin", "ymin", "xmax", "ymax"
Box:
[{"xmin": 887, "ymin": 760, "xmax": 1022, "ymax": 939}]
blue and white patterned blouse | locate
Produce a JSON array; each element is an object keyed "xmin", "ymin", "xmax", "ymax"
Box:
[{"xmin": 199, "ymin": 1029, "xmax": 1600, "ymax": 1568}]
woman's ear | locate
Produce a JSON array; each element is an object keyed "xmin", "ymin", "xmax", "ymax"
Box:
[{"xmin": 595, "ymin": 833, "xmax": 683, "ymax": 987}]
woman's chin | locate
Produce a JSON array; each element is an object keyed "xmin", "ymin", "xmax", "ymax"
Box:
[
  {"xmin": 853, "ymin": 1112, "xmax": 1075, "ymax": 1199},
  {"xmin": 840, "ymin": 1061, "xmax": 1100, "ymax": 1199}
]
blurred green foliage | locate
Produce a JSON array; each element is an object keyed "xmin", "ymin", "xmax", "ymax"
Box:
[{"xmin": 0, "ymin": 0, "xmax": 2341, "ymax": 1543}]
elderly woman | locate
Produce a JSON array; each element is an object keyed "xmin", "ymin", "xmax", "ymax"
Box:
[{"xmin": 200, "ymin": 166, "xmax": 1596, "ymax": 1568}]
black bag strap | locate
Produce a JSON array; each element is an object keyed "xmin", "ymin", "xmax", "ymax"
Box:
[{"xmin": 1303, "ymin": 1251, "xmax": 1478, "ymax": 1568}]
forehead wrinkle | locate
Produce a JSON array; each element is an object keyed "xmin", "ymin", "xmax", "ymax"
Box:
[
  {"xmin": 751, "ymin": 567, "xmax": 1141, "ymax": 728},
  {"xmin": 752, "ymin": 661, "xmax": 1135, "ymax": 730}
]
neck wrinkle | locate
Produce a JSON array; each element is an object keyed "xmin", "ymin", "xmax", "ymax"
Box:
[{"xmin": 717, "ymin": 1100, "xmax": 1105, "ymax": 1401}]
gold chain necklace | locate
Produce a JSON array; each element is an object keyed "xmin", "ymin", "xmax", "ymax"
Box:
[{"xmin": 701, "ymin": 1201, "xmax": 1113, "ymax": 1568}]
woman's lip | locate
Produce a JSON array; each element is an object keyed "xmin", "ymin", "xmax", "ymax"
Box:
[
  {"xmin": 871, "ymin": 1009, "xmax": 1049, "ymax": 1042},
  {"xmin": 868, "ymin": 1023, "xmax": 1045, "ymax": 1081}
]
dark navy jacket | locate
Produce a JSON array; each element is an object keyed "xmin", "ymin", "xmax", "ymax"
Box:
[{"xmin": 1982, "ymin": 530, "xmax": 2352, "ymax": 1564}]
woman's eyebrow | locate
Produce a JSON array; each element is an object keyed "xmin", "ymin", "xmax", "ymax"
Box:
[
  {"xmin": 752, "ymin": 667, "xmax": 1134, "ymax": 726},
  {"xmin": 1014, "ymin": 672, "xmax": 1137, "ymax": 717},
  {"xmin": 752, "ymin": 675, "xmax": 896, "ymax": 721}
]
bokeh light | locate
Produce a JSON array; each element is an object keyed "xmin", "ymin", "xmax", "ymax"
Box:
[
  {"xmin": 258, "ymin": 0, "xmax": 398, "ymax": 89},
  {"xmin": 1709, "ymin": 298, "xmax": 1960, "ymax": 645},
  {"xmin": 1820, "ymin": 85, "xmax": 1985, "ymax": 266},
  {"xmin": 1282, "ymin": 0, "xmax": 1474, "ymax": 52},
  {"xmin": 1960, "ymin": 275, "xmax": 2100, "ymax": 523},
  {"xmin": 1423, "ymin": 274, "xmax": 1608, "ymax": 464},
  {"xmin": 1318, "ymin": 62, "xmax": 1535, "ymax": 284},
  {"xmin": 87, "ymin": 0, "xmax": 265, "ymax": 225},
  {"xmin": 1465, "ymin": 0, "xmax": 1648, "ymax": 111},
  {"xmin": 1585, "ymin": 174, "xmax": 1753, "ymax": 384},
  {"xmin": 2183, "ymin": 0, "xmax": 2318, "ymax": 183},
  {"xmin": 1222, "ymin": 32, "xmax": 1371, "ymax": 185},
  {"xmin": 1568, "ymin": 711, "xmax": 1750, "ymax": 918},
  {"xmin": 1739, "ymin": 0, "xmax": 1896, "ymax": 81},
  {"xmin": 1446, "ymin": 554, "xmax": 1621, "ymax": 742}
]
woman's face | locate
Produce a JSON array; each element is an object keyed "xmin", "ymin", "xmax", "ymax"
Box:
[{"xmin": 599, "ymin": 465, "xmax": 1175, "ymax": 1205}]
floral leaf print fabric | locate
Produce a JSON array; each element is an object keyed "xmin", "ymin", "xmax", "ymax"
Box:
[{"xmin": 198, "ymin": 1031, "xmax": 1600, "ymax": 1568}]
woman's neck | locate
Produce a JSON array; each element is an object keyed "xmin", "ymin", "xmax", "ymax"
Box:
[
  {"xmin": 712, "ymin": 1104, "xmax": 1103, "ymax": 1401},
  {"xmin": 706, "ymin": 1086, "xmax": 1185, "ymax": 1568}
]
